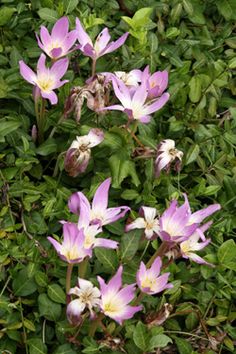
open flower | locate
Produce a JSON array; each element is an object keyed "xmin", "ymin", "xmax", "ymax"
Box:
[
  {"xmin": 77, "ymin": 193, "xmax": 118, "ymax": 250},
  {"xmin": 102, "ymin": 78, "xmax": 169, "ymax": 124},
  {"xmin": 36, "ymin": 17, "xmax": 78, "ymax": 60},
  {"xmin": 180, "ymin": 222, "xmax": 212, "ymax": 265},
  {"xmin": 125, "ymin": 206, "xmax": 160, "ymax": 240},
  {"xmin": 64, "ymin": 128, "xmax": 104, "ymax": 177},
  {"xmin": 19, "ymin": 54, "xmax": 69, "ymax": 104},
  {"xmin": 47, "ymin": 222, "xmax": 91, "ymax": 263},
  {"xmin": 67, "ymin": 278, "xmax": 101, "ymax": 323},
  {"xmin": 68, "ymin": 178, "xmax": 130, "ymax": 226},
  {"xmin": 159, "ymin": 194, "xmax": 221, "ymax": 243},
  {"xmin": 155, "ymin": 139, "xmax": 183, "ymax": 177},
  {"xmin": 136, "ymin": 257, "xmax": 173, "ymax": 295},
  {"xmin": 97, "ymin": 266, "xmax": 142, "ymax": 325},
  {"xmin": 76, "ymin": 18, "xmax": 129, "ymax": 61}
]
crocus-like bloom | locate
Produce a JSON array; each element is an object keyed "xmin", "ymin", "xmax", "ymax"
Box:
[
  {"xmin": 142, "ymin": 65, "xmax": 169, "ymax": 99},
  {"xmin": 97, "ymin": 266, "xmax": 142, "ymax": 325},
  {"xmin": 68, "ymin": 178, "xmax": 130, "ymax": 226},
  {"xmin": 159, "ymin": 194, "xmax": 221, "ymax": 243},
  {"xmin": 67, "ymin": 278, "xmax": 101, "ymax": 323},
  {"xmin": 155, "ymin": 139, "xmax": 183, "ymax": 177},
  {"xmin": 103, "ymin": 70, "xmax": 142, "ymax": 87},
  {"xmin": 136, "ymin": 257, "xmax": 173, "ymax": 295},
  {"xmin": 64, "ymin": 128, "xmax": 104, "ymax": 177},
  {"xmin": 36, "ymin": 17, "xmax": 78, "ymax": 60},
  {"xmin": 19, "ymin": 54, "xmax": 69, "ymax": 104},
  {"xmin": 76, "ymin": 18, "xmax": 129, "ymax": 61},
  {"xmin": 180, "ymin": 222, "xmax": 212, "ymax": 265},
  {"xmin": 102, "ymin": 78, "xmax": 169, "ymax": 123},
  {"xmin": 125, "ymin": 206, "xmax": 160, "ymax": 240},
  {"xmin": 47, "ymin": 222, "xmax": 91, "ymax": 263},
  {"xmin": 77, "ymin": 193, "xmax": 118, "ymax": 250}
]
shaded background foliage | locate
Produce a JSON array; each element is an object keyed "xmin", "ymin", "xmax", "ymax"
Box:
[{"xmin": 0, "ymin": 0, "xmax": 236, "ymax": 353}]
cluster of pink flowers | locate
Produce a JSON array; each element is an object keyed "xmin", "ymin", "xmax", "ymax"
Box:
[{"xmin": 47, "ymin": 177, "xmax": 220, "ymax": 325}]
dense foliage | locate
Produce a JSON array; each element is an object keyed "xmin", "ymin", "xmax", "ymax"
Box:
[{"xmin": 0, "ymin": 0, "xmax": 236, "ymax": 353}]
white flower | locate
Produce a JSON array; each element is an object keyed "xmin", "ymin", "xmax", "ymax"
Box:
[
  {"xmin": 67, "ymin": 278, "xmax": 101, "ymax": 322},
  {"xmin": 126, "ymin": 206, "xmax": 160, "ymax": 240},
  {"xmin": 155, "ymin": 139, "xmax": 183, "ymax": 177}
]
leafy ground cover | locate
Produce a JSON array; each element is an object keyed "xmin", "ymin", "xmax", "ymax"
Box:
[{"xmin": 0, "ymin": 0, "xmax": 236, "ymax": 353}]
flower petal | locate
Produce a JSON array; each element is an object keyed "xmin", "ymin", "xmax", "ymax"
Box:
[{"xmin": 19, "ymin": 61, "xmax": 36, "ymax": 84}]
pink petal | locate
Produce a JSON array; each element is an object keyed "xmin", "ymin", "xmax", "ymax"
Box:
[
  {"xmin": 37, "ymin": 54, "xmax": 47, "ymax": 75},
  {"xmin": 103, "ymin": 206, "xmax": 130, "ymax": 225},
  {"xmin": 100, "ymin": 104, "xmax": 124, "ymax": 112},
  {"xmin": 50, "ymin": 47, "xmax": 63, "ymax": 58},
  {"xmin": 95, "ymin": 238, "xmax": 118, "ymax": 249},
  {"xmin": 132, "ymin": 80, "xmax": 148, "ymax": 107},
  {"xmin": 112, "ymin": 304, "xmax": 142, "ymax": 325},
  {"xmin": 19, "ymin": 61, "xmax": 36, "ymax": 85},
  {"xmin": 47, "ymin": 236, "xmax": 62, "ymax": 254},
  {"xmin": 41, "ymin": 90, "xmax": 58, "ymax": 105},
  {"xmin": 117, "ymin": 284, "xmax": 136, "ymax": 304},
  {"xmin": 144, "ymin": 92, "xmax": 170, "ymax": 115},
  {"xmin": 189, "ymin": 204, "xmax": 221, "ymax": 224},
  {"xmin": 125, "ymin": 217, "xmax": 146, "ymax": 232},
  {"xmin": 150, "ymin": 256, "xmax": 162, "ymax": 275},
  {"xmin": 92, "ymin": 178, "xmax": 111, "ymax": 212},
  {"xmin": 39, "ymin": 26, "xmax": 51, "ymax": 47},
  {"xmin": 87, "ymin": 128, "xmax": 104, "ymax": 147},
  {"xmin": 68, "ymin": 192, "xmax": 91, "ymax": 216},
  {"xmin": 94, "ymin": 28, "xmax": 111, "ymax": 56},
  {"xmin": 107, "ymin": 265, "xmax": 123, "ymax": 293},
  {"xmin": 76, "ymin": 18, "xmax": 93, "ymax": 47},
  {"xmin": 112, "ymin": 78, "xmax": 131, "ymax": 107},
  {"xmin": 52, "ymin": 17, "xmax": 69, "ymax": 41},
  {"xmin": 62, "ymin": 30, "xmax": 78, "ymax": 52},
  {"xmin": 101, "ymin": 32, "xmax": 129, "ymax": 55},
  {"xmin": 51, "ymin": 57, "xmax": 69, "ymax": 78}
]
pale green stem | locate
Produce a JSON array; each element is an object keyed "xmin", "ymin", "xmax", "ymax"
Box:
[
  {"xmin": 78, "ymin": 257, "xmax": 89, "ymax": 278},
  {"xmin": 66, "ymin": 263, "xmax": 73, "ymax": 303},
  {"xmin": 91, "ymin": 59, "xmax": 97, "ymax": 77},
  {"xmin": 89, "ymin": 313, "xmax": 104, "ymax": 337}
]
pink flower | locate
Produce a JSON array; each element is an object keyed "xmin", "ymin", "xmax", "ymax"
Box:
[
  {"xmin": 125, "ymin": 206, "xmax": 160, "ymax": 240},
  {"xmin": 155, "ymin": 139, "xmax": 183, "ymax": 178},
  {"xmin": 136, "ymin": 257, "xmax": 173, "ymax": 295},
  {"xmin": 64, "ymin": 128, "xmax": 104, "ymax": 177},
  {"xmin": 97, "ymin": 266, "xmax": 142, "ymax": 325},
  {"xmin": 159, "ymin": 194, "xmax": 221, "ymax": 243},
  {"xmin": 19, "ymin": 54, "xmax": 69, "ymax": 104},
  {"xmin": 180, "ymin": 222, "xmax": 213, "ymax": 265},
  {"xmin": 102, "ymin": 78, "xmax": 169, "ymax": 124},
  {"xmin": 142, "ymin": 65, "xmax": 169, "ymax": 99},
  {"xmin": 76, "ymin": 18, "xmax": 129, "ymax": 61},
  {"xmin": 76, "ymin": 192, "xmax": 118, "ymax": 250},
  {"xmin": 36, "ymin": 17, "xmax": 78, "ymax": 60},
  {"xmin": 68, "ymin": 178, "xmax": 130, "ymax": 226},
  {"xmin": 47, "ymin": 222, "xmax": 91, "ymax": 263}
]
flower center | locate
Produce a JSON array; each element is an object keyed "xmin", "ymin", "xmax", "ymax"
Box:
[
  {"xmin": 37, "ymin": 75, "xmax": 55, "ymax": 93},
  {"xmin": 141, "ymin": 276, "xmax": 155, "ymax": 290}
]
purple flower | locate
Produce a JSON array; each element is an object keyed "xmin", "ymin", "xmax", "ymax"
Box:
[
  {"xmin": 19, "ymin": 54, "xmax": 69, "ymax": 104},
  {"xmin": 76, "ymin": 192, "xmax": 118, "ymax": 250},
  {"xmin": 68, "ymin": 177, "xmax": 130, "ymax": 226},
  {"xmin": 67, "ymin": 278, "xmax": 101, "ymax": 323},
  {"xmin": 142, "ymin": 65, "xmax": 169, "ymax": 99},
  {"xmin": 159, "ymin": 194, "xmax": 221, "ymax": 243},
  {"xmin": 76, "ymin": 18, "xmax": 129, "ymax": 61},
  {"xmin": 97, "ymin": 266, "xmax": 142, "ymax": 325},
  {"xmin": 36, "ymin": 17, "xmax": 78, "ymax": 60},
  {"xmin": 180, "ymin": 222, "xmax": 213, "ymax": 265},
  {"xmin": 102, "ymin": 78, "xmax": 169, "ymax": 124},
  {"xmin": 103, "ymin": 70, "xmax": 142, "ymax": 87},
  {"xmin": 125, "ymin": 206, "xmax": 160, "ymax": 240},
  {"xmin": 155, "ymin": 139, "xmax": 183, "ymax": 178},
  {"xmin": 136, "ymin": 257, "xmax": 173, "ymax": 295},
  {"xmin": 47, "ymin": 222, "xmax": 91, "ymax": 263},
  {"xmin": 64, "ymin": 128, "xmax": 104, "ymax": 177}
]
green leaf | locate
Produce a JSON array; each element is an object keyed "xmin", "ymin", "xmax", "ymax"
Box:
[
  {"xmin": 12, "ymin": 268, "xmax": 37, "ymax": 296},
  {"xmin": 216, "ymin": 0, "xmax": 236, "ymax": 20},
  {"xmin": 121, "ymin": 189, "xmax": 139, "ymax": 200},
  {"xmin": 185, "ymin": 144, "xmax": 200, "ymax": 165},
  {"xmin": 54, "ymin": 344, "xmax": 77, "ymax": 354},
  {"xmin": 217, "ymin": 239, "xmax": 236, "ymax": 270},
  {"xmin": 48, "ymin": 284, "xmax": 66, "ymax": 304},
  {"xmin": 149, "ymin": 334, "xmax": 172, "ymax": 350},
  {"xmin": 36, "ymin": 138, "xmax": 57, "ymax": 156},
  {"xmin": 63, "ymin": 0, "xmax": 79, "ymax": 14},
  {"xmin": 38, "ymin": 8, "xmax": 59, "ymax": 22},
  {"xmin": 189, "ymin": 76, "xmax": 201, "ymax": 103},
  {"xmin": 174, "ymin": 337, "xmax": 193, "ymax": 354},
  {"xmin": 120, "ymin": 229, "xmax": 142, "ymax": 261},
  {"xmin": 94, "ymin": 248, "xmax": 118, "ymax": 272},
  {"xmin": 0, "ymin": 119, "xmax": 21, "ymax": 137},
  {"xmin": 28, "ymin": 338, "xmax": 47, "ymax": 354},
  {"xmin": 35, "ymin": 271, "xmax": 48, "ymax": 287},
  {"xmin": 0, "ymin": 7, "xmax": 16, "ymax": 26},
  {"xmin": 38, "ymin": 293, "xmax": 62, "ymax": 321},
  {"xmin": 133, "ymin": 322, "xmax": 150, "ymax": 351}
]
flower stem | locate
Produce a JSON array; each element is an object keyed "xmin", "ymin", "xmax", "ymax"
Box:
[
  {"xmin": 91, "ymin": 59, "xmax": 97, "ymax": 77},
  {"xmin": 37, "ymin": 98, "xmax": 46, "ymax": 144},
  {"xmin": 78, "ymin": 257, "xmax": 89, "ymax": 278},
  {"xmin": 49, "ymin": 114, "xmax": 65, "ymax": 139},
  {"xmin": 146, "ymin": 242, "xmax": 169, "ymax": 268},
  {"xmin": 89, "ymin": 313, "xmax": 104, "ymax": 337},
  {"xmin": 126, "ymin": 122, "xmax": 144, "ymax": 148},
  {"xmin": 66, "ymin": 263, "xmax": 73, "ymax": 304}
]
